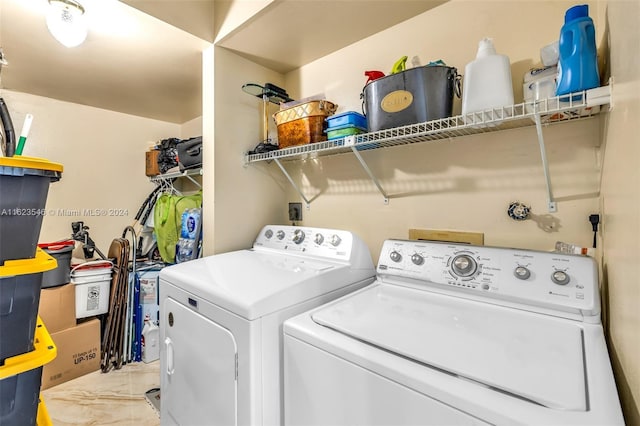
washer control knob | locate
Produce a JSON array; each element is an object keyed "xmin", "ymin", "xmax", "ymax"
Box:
[
  {"xmin": 330, "ymin": 234, "xmax": 342, "ymax": 247},
  {"xmin": 390, "ymin": 251, "xmax": 402, "ymax": 263},
  {"xmin": 551, "ymin": 270, "xmax": 570, "ymax": 285},
  {"xmin": 276, "ymin": 230, "xmax": 285, "ymax": 240},
  {"xmin": 451, "ymin": 254, "xmax": 477, "ymax": 277},
  {"xmin": 411, "ymin": 253, "xmax": 424, "ymax": 265},
  {"xmin": 292, "ymin": 229, "xmax": 306, "ymax": 245},
  {"xmin": 514, "ymin": 266, "xmax": 531, "ymax": 280},
  {"xmin": 264, "ymin": 229, "xmax": 273, "ymax": 239},
  {"xmin": 314, "ymin": 233, "xmax": 324, "ymax": 245}
]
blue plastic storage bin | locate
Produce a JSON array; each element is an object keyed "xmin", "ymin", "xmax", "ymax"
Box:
[{"xmin": 326, "ymin": 111, "xmax": 367, "ymax": 130}]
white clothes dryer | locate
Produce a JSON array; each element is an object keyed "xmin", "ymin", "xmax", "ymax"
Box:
[
  {"xmin": 284, "ymin": 239, "xmax": 624, "ymax": 425},
  {"xmin": 159, "ymin": 225, "xmax": 375, "ymax": 426}
]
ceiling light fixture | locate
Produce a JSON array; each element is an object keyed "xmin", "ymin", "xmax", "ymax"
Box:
[{"xmin": 46, "ymin": 0, "xmax": 88, "ymax": 48}]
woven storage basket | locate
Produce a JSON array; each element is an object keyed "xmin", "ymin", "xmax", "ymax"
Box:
[{"xmin": 273, "ymin": 100, "xmax": 337, "ymax": 148}]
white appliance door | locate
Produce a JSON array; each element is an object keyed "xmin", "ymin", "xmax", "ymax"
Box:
[
  {"xmin": 161, "ymin": 297, "xmax": 237, "ymax": 426},
  {"xmin": 312, "ymin": 284, "xmax": 587, "ymax": 411}
]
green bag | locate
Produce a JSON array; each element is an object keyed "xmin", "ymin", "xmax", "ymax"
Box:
[{"xmin": 154, "ymin": 191, "xmax": 202, "ymax": 263}]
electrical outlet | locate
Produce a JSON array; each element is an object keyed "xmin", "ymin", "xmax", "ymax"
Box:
[{"xmin": 288, "ymin": 202, "xmax": 302, "ymax": 222}]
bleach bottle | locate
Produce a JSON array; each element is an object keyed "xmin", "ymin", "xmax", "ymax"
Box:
[
  {"xmin": 461, "ymin": 38, "xmax": 514, "ymax": 122},
  {"xmin": 556, "ymin": 4, "xmax": 599, "ymax": 97},
  {"xmin": 141, "ymin": 314, "xmax": 160, "ymax": 363}
]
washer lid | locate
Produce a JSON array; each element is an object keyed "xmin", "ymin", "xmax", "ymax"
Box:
[{"xmin": 311, "ymin": 284, "xmax": 587, "ymax": 411}]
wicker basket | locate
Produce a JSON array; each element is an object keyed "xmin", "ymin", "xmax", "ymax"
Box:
[{"xmin": 273, "ymin": 100, "xmax": 337, "ymax": 149}]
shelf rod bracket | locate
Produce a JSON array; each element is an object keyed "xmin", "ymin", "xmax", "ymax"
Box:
[
  {"xmin": 273, "ymin": 158, "xmax": 311, "ymax": 207},
  {"xmin": 183, "ymin": 173, "xmax": 202, "ymax": 189},
  {"xmin": 533, "ymin": 110, "xmax": 557, "ymax": 213},
  {"xmin": 350, "ymin": 146, "xmax": 389, "ymax": 204}
]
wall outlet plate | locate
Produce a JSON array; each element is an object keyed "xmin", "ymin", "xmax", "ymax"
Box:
[{"xmin": 288, "ymin": 202, "xmax": 302, "ymax": 221}]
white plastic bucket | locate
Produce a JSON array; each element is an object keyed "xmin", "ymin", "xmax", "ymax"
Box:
[
  {"xmin": 72, "ymin": 272, "xmax": 112, "ymax": 284},
  {"xmin": 74, "ymin": 278, "xmax": 110, "ymax": 318},
  {"xmin": 71, "ymin": 260, "xmax": 113, "ymax": 318}
]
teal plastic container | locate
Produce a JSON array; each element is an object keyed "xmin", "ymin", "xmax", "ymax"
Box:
[
  {"xmin": 556, "ymin": 4, "xmax": 599, "ymax": 97},
  {"xmin": 326, "ymin": 125, "xmax": 366, "ymax": 140}
]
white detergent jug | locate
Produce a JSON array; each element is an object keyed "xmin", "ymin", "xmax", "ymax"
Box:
[
  {"xmin": 461, "ymin": 38, "xmax": 514, "ymax": 124},
  {"xmin": 141, "ymin": 317, "xmax": 160, "ymax": 363}
]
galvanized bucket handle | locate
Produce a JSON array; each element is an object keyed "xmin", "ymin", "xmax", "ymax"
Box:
[{"xmin": 452, "ymin": 70, "xmax": 462, "ymax": 98}]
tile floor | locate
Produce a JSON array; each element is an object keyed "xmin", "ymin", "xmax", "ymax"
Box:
[{"xmin": 41, "ymin": 360, "xmax": 160, "ymax": 425}]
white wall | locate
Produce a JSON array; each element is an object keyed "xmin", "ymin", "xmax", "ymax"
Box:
[
  {"xmin": 1, "ymin": 90, "xmax": 180, "ymax": 254},
  {"xmin": 181, "ymin": 116, "xmax": 202, "ymax": 139},
  {"xmin": 599, "ymin": 1, "xmax": 640, "ymax": 423},
  {"xmin": 205, "ymin": 46, "xmax": 288, "ymax": 255},
  {"xmin": 279, "ymin": 120, "xmax": 601, "ymax": 263},
  {"xmin": 278, "ymin": 0, "xmax": 604, "ymax": 262}
]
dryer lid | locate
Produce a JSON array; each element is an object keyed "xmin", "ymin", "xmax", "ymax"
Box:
[
  {"xmin": 160, "ymin": 249, "xmax": 370, "ymax": 320},
  {"xmin": 311, "ymin": 284, "xmax": 587, "ymax": 411}
]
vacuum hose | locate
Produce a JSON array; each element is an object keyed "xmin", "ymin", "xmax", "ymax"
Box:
[{"xmin": 0, "ymin": 98, "xmax": 16, "ymax": 157}]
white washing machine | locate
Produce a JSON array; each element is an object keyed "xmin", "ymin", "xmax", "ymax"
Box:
[
  {"xmin": 284, "ymin": 239, "xmax": 624, "ymax": 425},
  {"xmin": 159, "ymin": 225, "xmax": 375, "ymax": 426}
]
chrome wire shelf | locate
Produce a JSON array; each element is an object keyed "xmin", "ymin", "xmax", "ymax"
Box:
[
  {"xmin": 150, "ymin": 168, "xmax": 203, "ymax": 190},
  {"xmin": 244, "ymin": 85, "xmax": 611, "ymax": 211},
  {"xmin": 245, "ymin": 86, "xmax": 610, "ymax": 164}
]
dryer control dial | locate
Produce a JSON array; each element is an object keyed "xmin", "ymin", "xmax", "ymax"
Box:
[
  {"xmin": 514, "ymin": 266, "xmax": 531, "ymax": 280},
  {"xmin": 264, "ymin": 229, "xmax": 273, "ymax": 239},
  {"xmin": 390, "ymin": 251, "xmax": 402, "ymax": 263},
  {"xmin": 551, "ymin": 270, "xmax": 570, "ymax": 285},
  {"xmin": 314, "ymin": 233, "xmax": 324, "ymax": 245},
  {"xmin": 330, "ymin": 234, "xmax": 342, "ymax": 247},
  {"xmin": 411, "ymin": 253, "xmax": 424, "ymax": 265},
  {"xmin": 451, "ymin": 254, "xmax": 477, "ymax": 277},
  {"xmin": 292, "ymin": 229, "xmax": 306, "ymax": 244},
  {"xmin": 276, "ymin": 230, "xmax": 285, "ymax": 240}
]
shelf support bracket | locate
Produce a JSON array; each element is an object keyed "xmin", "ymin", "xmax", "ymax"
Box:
[
  {"xmin": 273, "ymin": 158, "xmax": 311, "ymax": 208},
  {"xmin": 183, "ymin": 173, "xmax": 202, "ymax": 189},
  {"xmin": 533, "ymin": 110, "xmax": 557, "ymax": 213},
  {"xmin": 350, "ymin": 146, "xmax": 389, "ymax": 204}
]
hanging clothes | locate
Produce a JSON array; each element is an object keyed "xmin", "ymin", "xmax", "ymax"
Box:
[{"xmin": 153, "ymin": 190, "xmax": 202, "ymax": 264}]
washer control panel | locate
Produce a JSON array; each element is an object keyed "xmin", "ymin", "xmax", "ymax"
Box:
[
  {"xmin": 253, "ymin": 225, "xmax": 355, "ymax": 261},
  {"xmin": 377, "ymin": 240, "xmax": 599, "ymax": 318}
]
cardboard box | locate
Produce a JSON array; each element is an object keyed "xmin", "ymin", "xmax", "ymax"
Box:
[
  {"xmin": 145, "ymin": 150, "xmax": 160, "ymax": 177},
  {"xmin": 41, "ymin": 319, "xmax": 101, "ymax": 390},
  {"xmin": 38, "ymin": 283, "xmax": 76, "ymax": 333}
]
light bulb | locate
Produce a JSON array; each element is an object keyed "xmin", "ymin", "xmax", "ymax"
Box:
[{"xmin": 46, "ymin": 0, "xmax": 88, "ymax": 48}]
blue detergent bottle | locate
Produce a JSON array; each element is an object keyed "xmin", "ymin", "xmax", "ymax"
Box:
[{"xmin": 556, "ymin": 4, "xmax": 600, "ymax": 97}]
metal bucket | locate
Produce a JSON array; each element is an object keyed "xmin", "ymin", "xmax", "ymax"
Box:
[{"xmin": 363, "ymin": 65, "xmax": 461, "ymax": 132}]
